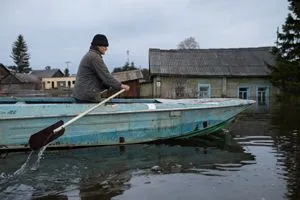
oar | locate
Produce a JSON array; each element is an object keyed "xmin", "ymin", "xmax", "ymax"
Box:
[{"xmin": 28, "ymin": 89, "xmax": 125, "ymax": 150}]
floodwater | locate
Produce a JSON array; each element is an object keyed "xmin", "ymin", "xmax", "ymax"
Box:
[{"xmin": 0, "ymin": 100, "xmax": 300, "ymax": 200}]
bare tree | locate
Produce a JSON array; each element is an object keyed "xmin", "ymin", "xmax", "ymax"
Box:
[
  {"xmin": 169, "ymin": 37, "xmax": 200, "ymax": 98},
  {"xmin": 177, "ymin": 37, "xmax": 200, "ymax": 49}
]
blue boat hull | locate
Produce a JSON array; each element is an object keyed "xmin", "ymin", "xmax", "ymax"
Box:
[{"xmin": 0, "ymin": 98, "xmax": 255, "ymax": 150}]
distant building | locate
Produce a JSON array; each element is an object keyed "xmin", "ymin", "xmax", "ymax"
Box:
[
  {"xmin": 42, "ymin": 76, "xmax": 76, "ymax": 89},
  {"xmin": 0, "ymin": 64, "xmax": 41, "ymax": 95}
]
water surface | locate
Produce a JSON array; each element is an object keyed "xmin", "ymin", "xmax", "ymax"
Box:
[{"xmin": 0, "ymin": 100, "xmax": 300, "ymax": 200}]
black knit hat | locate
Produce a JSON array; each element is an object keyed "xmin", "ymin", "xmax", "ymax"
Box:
[{"xmin": 91, "ymin": 34, "xmax": 109, "ymax": 47}]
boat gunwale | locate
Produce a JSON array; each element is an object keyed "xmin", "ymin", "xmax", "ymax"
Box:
[{"xmin": 0, "ymin": 103, "xmax": 253, "ymax": 120}]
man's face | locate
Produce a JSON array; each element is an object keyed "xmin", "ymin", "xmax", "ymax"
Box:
[{"xmin": 98, "ymin": 46, "xmax": 108, "ymax": 55}]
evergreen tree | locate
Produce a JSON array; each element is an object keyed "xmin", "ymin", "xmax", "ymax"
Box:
[
  {"xmin": 10, "ymin": 35, "xmax": 31, "ymax": 73},
  {"xmin": 112, "ymin": 61, "xmax": 138, "ymax": 72},
  {"xmin": 269, "ymin": 0, "xmax": 300, "ymax": 94},
  {"xmin": 64, "ymin": 68, "xmax": 70, "ymax": 77},
  {"xmin": 141, "ymin": 68, "xmax": 150, "ymax": 81},
  {"xmin": 112, "ymin": 67, "xmax": 123, "ymax": 73}
]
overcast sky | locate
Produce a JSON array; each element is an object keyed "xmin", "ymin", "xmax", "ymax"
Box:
[{"xmin": 0, "ymin": 0, "xmax": 289, "ymax": 74}]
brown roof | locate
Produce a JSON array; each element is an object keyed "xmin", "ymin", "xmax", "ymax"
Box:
[
  {"xmin": 15, "ymin": 73, "xmax": 40, "ymax": 83},
  {"xmin": 149, "ymin": 47, "xmax": 275, "ymax": 77},
  {"xmin": 112, "ymin": 69, "xmax": 143, "ymax": 82},
  {"xmin": 0, "ymin": 64, "xmax": 10, "ymax": 80}
]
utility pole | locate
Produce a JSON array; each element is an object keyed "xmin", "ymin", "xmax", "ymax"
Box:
[
  {"xmin": 126, "ymin": 50, "xmax": 130, "ymax": 64},
  {"xmin": 64, "ymin": 61, "xmax": 71, "ymax": 77},
  {"xmin": 65, "ymin": 61, "xmax": 71, "ymax": 69}
]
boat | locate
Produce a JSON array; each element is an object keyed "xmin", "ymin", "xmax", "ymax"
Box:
[{"xmin": 0, "ymin": 97, "xmax": 255, "ymax": 151}]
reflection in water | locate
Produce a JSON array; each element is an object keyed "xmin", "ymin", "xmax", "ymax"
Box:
[
  {"xmin": 229, "ymin": 100, "xmax": 300, "ymax": 200},
  {"xmin": 271, "ymin": 101, "xmax": 300, "ymax": 200},
  {"xmin": 0, "ymin": 133, "xmax": 254, "ymax": 200}
]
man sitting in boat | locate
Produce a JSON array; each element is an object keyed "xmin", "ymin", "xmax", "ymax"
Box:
[{"xmin": 73, "ymin": 34, "xmax": 130, "ymax": 103}]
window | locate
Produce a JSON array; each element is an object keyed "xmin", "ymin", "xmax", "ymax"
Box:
[
  {"xmin": 238, "ymin": 87, "xmax": 249, "ymax": 99},
  {"xmin": 257, "ymin": 87, "xmax": 269, "ymax": 105},
  {"xmin": 198, "ymin": 84, "xmax": 211, "ymax": 98},
  {"xmin": 156, "ymin": 81, "xmax": 161, "ymax": 87},
  {"xmin": 57, "ymin": 81, "xmax": 65, "ymax": 88}
]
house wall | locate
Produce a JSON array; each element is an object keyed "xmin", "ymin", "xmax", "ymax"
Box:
[
  {"xmin": 123, "ymin": 80, "xmax": 140, "ymax": 98},
  {"xmin": 105, "ymin": 80, "xmax": 141, "ymax": 98},
  {"xmin": 226, "ymin": 77, "xmax": 278, "ymax": 98},
  {"xmin": 1, "ymin": 84, "xmax": 39, "ymax": 90},
  {"xmin": 0, "ymin": 84, "xmax": 40, "ymax": 96},
  {"xmin": 152, "ymin": 75, "xmax": 278, "ymax": 99},
  {"xmin": 42, "ymin": 77, "xmax": 76, "ymax": 89},
  {"xmin": 140, "ymin": 82, "xmax": 152, "ymax": 98}
]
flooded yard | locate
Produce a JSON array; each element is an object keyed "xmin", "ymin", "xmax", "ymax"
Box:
[{"xmin": 0, "ymin": 100, "xmax": 300, "ymax": 200}]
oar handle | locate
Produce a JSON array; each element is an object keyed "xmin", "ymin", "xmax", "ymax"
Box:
[{"xmin": 53, "ymin": 89, "xmax": 125, "ymax": 133}]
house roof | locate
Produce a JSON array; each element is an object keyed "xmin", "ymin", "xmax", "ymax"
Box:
[
  {"xmin": 31, "ymin": 69, "xmax": 64, "ymax": 78},
  {"xmin": 149, "ymin": 47, "xmax": 275, "ymax": 77},
  {"xmin": 15, "ymin": 73, "xmax": 41, "ymax": 83},
  {"xmin": 0, "ymin": 64, "xmax": 10, "ymax": 80},
  {"xmin": 112, "ymin": 69, "xmax": 143, "ymax": 82},
  {"xmin": 0, "ymin": 64, "xmax": 10, "ymax": 73},
  {"xmin": 0, "ymin": 72, "xmax": 40, "ymax": 84},
  {"xmin": 1, "ymin": 65, "xmax": 40, "ymax": 84}
]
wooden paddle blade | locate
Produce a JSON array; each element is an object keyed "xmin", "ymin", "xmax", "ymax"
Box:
[{"xmin": 28, "ymin": 120, "xmax": 65, "ymax": 150}]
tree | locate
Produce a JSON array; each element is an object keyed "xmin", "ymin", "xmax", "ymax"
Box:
[
  {"xmin": 141, "ymin": 68, "xmax": 150, "ymax": 81},
  {"xmin": 45, "ymin": 66, "xmax": 51, "ymax": 70},
  {"xmin": 177, "ymin": 37, "xmax": 200, "ymax": 49},
  {"xmin": 64, "ymin": 68, "xmax": 70, "ymax": 77},
  {"xmin": 269, "ymin": 0, "xmax": 300, "ymax": 95},
  {"xmin": 113, "ymin": 61, "xmax": 138, "ymax": 72},
  {"xmin": 173, "ymin": 37, "xmax": 200, "ymax": 98},
  {"xmin": 10, "ymin": 35, "xmax": 31, "ymax": 73}
]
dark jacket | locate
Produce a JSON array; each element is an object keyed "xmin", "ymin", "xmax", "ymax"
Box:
[{"xmin": 73, "ymin": 49, "xmax": 121, "ymax": 102}]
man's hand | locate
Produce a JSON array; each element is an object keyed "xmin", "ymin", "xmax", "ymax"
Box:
[{"xmin": 121, "ymin": 84, "xmax": 130, "ymax": 91}]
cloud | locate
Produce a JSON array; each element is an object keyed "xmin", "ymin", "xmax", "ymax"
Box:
[{"xmin": 0, "ymin": 0, "xmax": 288, "ymax": 73}]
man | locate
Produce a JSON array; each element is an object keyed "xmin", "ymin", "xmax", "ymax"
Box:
[{"xmin": 73, "ymin": 34, "xmax": 130, "ymax": 102}]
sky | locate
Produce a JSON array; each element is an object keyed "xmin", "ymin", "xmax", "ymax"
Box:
[{"xmin": 0, "ymin": 0, "xmax": 289, "ymax": 74}]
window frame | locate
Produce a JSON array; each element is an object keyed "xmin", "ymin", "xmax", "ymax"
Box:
[
  {"xmin": 238, "ymin": 86, "xmax": 250, "ymax": 99},
  {"xmin": 256, "ymin": 86, "xmax": 269, "ymax": 105},
  {"xmin": 198, "ymin": 84, "xmax": 211, "ymax": 98}
]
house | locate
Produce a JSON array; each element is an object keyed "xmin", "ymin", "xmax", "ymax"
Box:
[
  {"xmin": 31, "ymin": 67, "xmax": 67, "ymax": 90},
  {"xmin": 42, "ymin": 76, "xmax": 76, "ymax": 89},
  {"xmin": 149, "ymin": 47, "xmax": 277, "ymax": 103},
  {"xmin": 112, "ymin": 69, "xmax": 143, "ymax": 98},
  {"xmin": 0, "ymin": 68, "xmax": 41, "ymax": 95}
]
